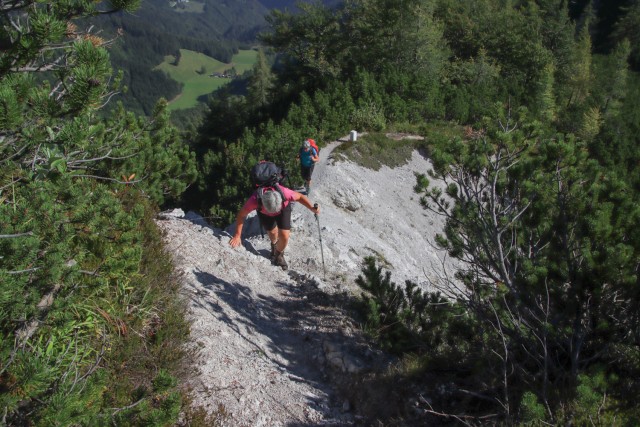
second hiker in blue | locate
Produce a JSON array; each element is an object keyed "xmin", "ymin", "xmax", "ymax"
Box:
[{"xmin": 297, "ymin": 139, "xmax": 319, "ymax": 194}]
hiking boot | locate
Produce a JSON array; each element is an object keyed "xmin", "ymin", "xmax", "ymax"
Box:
[
  {"xmin": 273, "ymin": 250, "xmax": 288, "ymax": 271},
  {"xmin": 270, "ymin": 241, "xmax": 277, "ymax": 261}
]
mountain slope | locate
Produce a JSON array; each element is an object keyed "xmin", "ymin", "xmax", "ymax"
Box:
[
  {"xmin": 156, "ymin": 136, "xmax": 456, "ymax": 423},
  {"xmin": 94, "ymin": 0, "xmax": 264, "ymax": 114}
]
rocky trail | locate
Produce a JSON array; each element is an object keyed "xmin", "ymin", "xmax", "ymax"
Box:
[{"xmin": 155, "ymin": 136, "xmax": 454, "ymax": 426}]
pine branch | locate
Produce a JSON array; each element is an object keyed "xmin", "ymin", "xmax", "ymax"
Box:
[
  {"xmin": 111, "ymin": 398, "xmax": 146, "ymax": 416},
  {"xmin": 6, "ymin": 266, "xmax": 40, "ymax": 274},
  {"xmin": 70, "ymin": 174, "xmax": 145, "ymax": 185},
  {"xmin": 0, "ymin": 1, "xmax": 30, "ymax": 12},
  {"xmin": 0, "ymin": 231, "xmax": 33, "ymax": 238}
]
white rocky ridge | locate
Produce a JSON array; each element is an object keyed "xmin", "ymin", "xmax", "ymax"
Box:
[{"xmin": 156, "ymin": 136, "xmax": 457, "ymax": 425}]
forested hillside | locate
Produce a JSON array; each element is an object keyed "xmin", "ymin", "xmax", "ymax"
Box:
[
  {"xmin": 2, "ymin": 0, "xmax": 640, "ymax": 425},
  {"xmin": 90, "ymin": 0, "xmax": 341, "ymax": 115},
  {"xmin": 89, "ymin": 0, "xmax": 265, "ymax": 115}
]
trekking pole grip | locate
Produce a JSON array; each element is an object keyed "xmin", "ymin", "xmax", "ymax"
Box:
[{"xmin": 313, "ymin": 203, "xmax": 318, "ymax": 217}]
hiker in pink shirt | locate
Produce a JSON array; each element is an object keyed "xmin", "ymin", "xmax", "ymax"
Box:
[{"xmin": 230, "ymin": 184, "xmax": 320, "ymax": 270}]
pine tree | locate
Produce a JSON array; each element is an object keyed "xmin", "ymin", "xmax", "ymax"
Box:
[
  {"xmin": 578, "ymin": 106, "xmax": 602, "ymax": 141},
  {"xmin": 533, "ymin": 62, "xmax": 557, "ymax": 123},
  {"xmin": 341, "ymin": 0, "xmax": 448, "ymax": 75},
  {"xmin": 415, "ymin": 104, "xmax": 640, "ymax": 421},
  {"xmin": 247, "ymin": 48, "xmax": 274, "ymax": 107},
  {"xmin": 262, "ymin": 3, "xmax": 343, "ymax": 79},
  {"xmin": 612, "ymin": 0, "xmax": 640, "ymax": 70},
  {"xmin": 0, "ymin": 1, "xmax": 194, "ymax": 423},
  {"xmin": 566, "ymin": 14, "xmax": 593, "ymax": 107},
  {"xmin": 599, "ymin": 39, "xmax": 631, "ymax": 117}
]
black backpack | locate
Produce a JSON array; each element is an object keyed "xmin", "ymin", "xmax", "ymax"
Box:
[
  {"xmin": 250, "ymin": 161, "xmax": 287, "ymax": 211},
  {"xmin": 250, "ymin": 161, "xmax": 285, "ymax": 187}
]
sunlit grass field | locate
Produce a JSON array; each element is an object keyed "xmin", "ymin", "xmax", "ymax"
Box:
[
  {"xmin": 155, "ymin": 48, "xmax": 257, "ymax": 111},
  {"xmin": 230, "ymin": 49, "xmax": 258, "ymax": 71}
]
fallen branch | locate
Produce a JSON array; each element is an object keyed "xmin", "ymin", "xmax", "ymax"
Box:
[{"xmin": 15, "ymin": 284, "xmax": 63, "ymax": 346}]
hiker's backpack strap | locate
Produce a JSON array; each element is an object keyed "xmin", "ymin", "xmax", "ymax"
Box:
[{"xmin": 256, "ymin": 188, "xmax": 263, "ymax": 211}]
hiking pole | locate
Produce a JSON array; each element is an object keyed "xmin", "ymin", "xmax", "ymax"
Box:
[{"xmin": 314, "ymin": 203, "xmax": 326, "ymax": 280}]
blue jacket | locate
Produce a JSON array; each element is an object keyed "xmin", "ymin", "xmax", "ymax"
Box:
[{"xmin": 299, "ymin": 147, "xmax": 317, "ymax": 167}]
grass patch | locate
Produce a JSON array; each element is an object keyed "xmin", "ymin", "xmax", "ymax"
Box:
[
  {"xmin": 332, "ymin": 132, "xmax": 416, "ymax": 170},
  {"xmin": 155, "ymin": 49, "xmax": 257, "ymax": 111},
  {"xmin": 98, "ymin": 193, "xmax": 191, "ymax": 424},
  {"xmin": 230, "ymin": 49, "xmax": 260, "ymax": 72},
  {"xmin": 332, "ymin": 122, "xmax": 464, "ymax": 170},
  {"xmin": 385, "ymin": 122, "xmax": 424, "ymax": 134},
  {"xmin": 419, "ymin": 120, "xmax": 465, "ymax": 141},
  {"xmin": 180, "ymin": 396, "xmax": 230, "ymax": 427}
]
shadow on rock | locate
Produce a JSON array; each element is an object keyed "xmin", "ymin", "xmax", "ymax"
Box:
[{"xmin": 192, "ymin": 269, "xmax": 393, "ymax": 425}]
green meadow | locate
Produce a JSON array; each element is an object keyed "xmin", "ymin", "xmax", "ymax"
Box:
[{"xmin": 155, "ymin": 48, "xmax": 257, "ymax": 111}]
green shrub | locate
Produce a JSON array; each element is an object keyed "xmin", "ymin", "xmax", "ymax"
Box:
[
  {"xmin": 333, "ymin": 132, "xmax": 415, "ymax": 170},
  {"xmin": 350, "ymin": 101, "xmax": 386, "ymax": 131},
  {"xmin": 519, "ymin": 391, "xmax": 547, "ymax": 425}
]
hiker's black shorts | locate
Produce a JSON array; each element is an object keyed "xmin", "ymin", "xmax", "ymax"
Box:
[
  {"xmin": 300, "ymin": 164, "xmax": 315, "ymax": 181},
  {"xmin": 258, "ymin": 203, "xmax": 292, "ymax": 231}
]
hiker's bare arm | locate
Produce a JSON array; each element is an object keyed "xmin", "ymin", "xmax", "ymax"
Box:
[
  {"xmin": 230, "ymin": 206, "xmax": 252, "ymax": 247},
  {"xmin": 312, "ymin": 153, "xmax": 319, "ymax": 162},
  {"xmin": 293, "ymin": 192, "xmax": 320, "ymax": 214}
]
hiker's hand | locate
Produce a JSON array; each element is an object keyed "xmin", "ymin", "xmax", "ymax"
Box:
[
  {"xmin": 312, "ymin": 204, "xmax": 320, "ymax": 214},
  {"xmin": 229, "ymin": 235, "xmax": 242, "ymax": 248}
]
